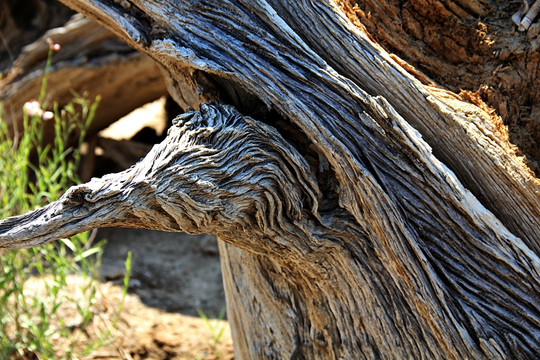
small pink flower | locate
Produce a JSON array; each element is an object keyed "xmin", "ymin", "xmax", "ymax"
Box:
[
  {"xmin": 23, "ymin": 100, "xmax": 54, "ymax": 120},
  {"xmin": 46, "ymin": 37, "xmax": 61, "ymax": 52},
  {"xmin": 42, "ymin": 111, "xmax": 54, "ymax": 121},
  {"xmin": 24, "ymin": 100, "xmax": 42, "ymax": 117}
]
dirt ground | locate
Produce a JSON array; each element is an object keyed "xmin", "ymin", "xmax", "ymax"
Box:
[
  {"xmin": 78, "ymin": 98, "xmax": 234, "ymax": 359},
  {"xmin": 85, "ymin": 229, "xmax": 234, "ymax": 360}
]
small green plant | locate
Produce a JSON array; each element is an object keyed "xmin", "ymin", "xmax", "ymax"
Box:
[
  {"xmin": 196, "ymin": 308, "xmax": 227, "ymax": 360},
  {"xmin": 0, "ymin": 38, "xmax": 110, "ymax": 359},
  {"xmin": 112, "ymin": 250, "xmax": 132, "ymax": 328}
]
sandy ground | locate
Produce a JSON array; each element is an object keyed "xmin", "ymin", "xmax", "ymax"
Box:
[
  {"xmin": 79, "ymin": 229, "xmax": 235, "ymax": 360},
  {"xmin": 21, "ymin": 229, "xmax": 234, "ymax": 360}
]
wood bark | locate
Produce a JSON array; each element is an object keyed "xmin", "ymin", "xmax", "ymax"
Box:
[
  {"xmin": 341, "ymin": 0, "xmax": 540, "ymax": 175},
  {"xmin": 1, "ymin": 1, "xmax": 539, "ymax": 359}
]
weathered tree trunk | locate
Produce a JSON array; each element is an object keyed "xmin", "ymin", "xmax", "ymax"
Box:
[{"xmin": 1, "ymin": 1, "xmax": 539, "ymax": 359}]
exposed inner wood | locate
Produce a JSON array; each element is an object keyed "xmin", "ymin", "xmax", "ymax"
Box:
[{"xmin": 338, "ymin": 0, "xmax": 540, "ymax": 176}]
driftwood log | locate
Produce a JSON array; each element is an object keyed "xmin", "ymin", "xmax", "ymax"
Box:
[{"xmin": 1, "ymin": 1, "xmax": 540, "ymax": 359}]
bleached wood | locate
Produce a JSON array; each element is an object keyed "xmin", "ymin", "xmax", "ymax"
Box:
[
  {"xmin": 1, "ymin": 102, "xmax": 538, "ymax": 358},
  {"xmin": 1, "ymin": 1, "xmax": 539, "ymax": 359}
]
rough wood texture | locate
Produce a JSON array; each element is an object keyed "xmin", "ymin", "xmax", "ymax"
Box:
[
  {"xmin": 342, "ymin": 0, "xmax": 540, "ymax": 175},
  {"xmin": 1, "ymin": 1, "xmax": 540, "ymax": 359},
  {"xmin": 1, "ymin": 13, "xmax": 168, "ymax": 138}
]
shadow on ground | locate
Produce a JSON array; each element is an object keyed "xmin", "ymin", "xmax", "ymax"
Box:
[{"xmin": 97, "ymin": 228, "xmax": 227, "ymax": 318}]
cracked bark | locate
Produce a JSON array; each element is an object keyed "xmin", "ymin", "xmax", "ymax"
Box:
[{"xmin": 1, "ymin": 1, "xmax": 539, "ymax": 359}]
